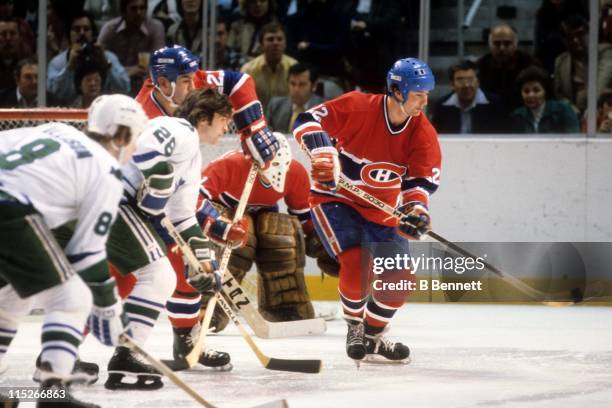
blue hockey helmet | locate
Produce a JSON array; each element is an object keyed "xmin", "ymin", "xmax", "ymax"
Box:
[
  {"xmin": 149, "ymin": 45, "xmax": 200, "ymax": 86},
  {"xmin": 386, "ymin": 58, "xmax": 435, "ymax": 102}
]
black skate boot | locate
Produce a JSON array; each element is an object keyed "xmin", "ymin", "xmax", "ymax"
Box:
[
  {"xmin": 104, "ymin": 346, "xmax": 163, "ymax": 390},
  {"xmin": 364, "ymin": 330, "xmax": 411, "ymax": 364},
  {"xmin": 172, "ymin": 323, "xmax": 232, "ymax": 371},
  {"xmin": 33, "ymin": 354, "xmax": 99, "ymax": 385},
  {"xmin": 35, "ymin": 362, "xmax": 99, "ymax": 407},
  {"xmin": 345, "ymin": 320, "xmax": 366, "ymax": 362}
]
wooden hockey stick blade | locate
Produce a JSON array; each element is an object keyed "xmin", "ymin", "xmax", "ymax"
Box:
[
  {"xmin": 215, "ymin": 293, "xmax": 322, "ymax": 374},
  {"xmin": 120, "ymin": 334, "xmax": 216, "ymax": 408},
  {"xmin": 250, "ymin": 399, "xmax": 289, "ymax": 408},
  {"xmin": 265, "ymin": 357, "xmax": 322, "ymax": 373}
]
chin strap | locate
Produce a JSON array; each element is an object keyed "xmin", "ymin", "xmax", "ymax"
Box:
[{"xmin": 156, "ymin": 82, "xmax": 179, "ymax": 108}]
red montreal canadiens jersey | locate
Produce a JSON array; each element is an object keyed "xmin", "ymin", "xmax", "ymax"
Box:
[
  {"xmin": 199, "ymin": 150, "xmax": 313, "ymax": 232},
  {"xmin": 136, "ymin": 70, "xmax": 259, "ymax": 118},
  {"xmin": 293, "ymin": 91, "xmax": 442, "ymax": 226}
]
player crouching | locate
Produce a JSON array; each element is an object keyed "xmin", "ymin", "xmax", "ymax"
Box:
[{"xmin": 0, "ymin": 94, "xmax": 147, "ymax": 407}]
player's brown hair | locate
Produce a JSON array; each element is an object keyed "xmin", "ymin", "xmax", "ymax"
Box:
[{"xmin": 174, "ymin": 88, "xmax": 233, "ymax": 126}]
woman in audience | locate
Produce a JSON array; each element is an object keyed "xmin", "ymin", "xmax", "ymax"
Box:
[{"xmin": 511, "ymin": 65, "xmax": 579, "ymax": 133}]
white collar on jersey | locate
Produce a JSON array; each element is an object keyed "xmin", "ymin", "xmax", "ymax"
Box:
[{"xmin": 383, "ymin": 95, "xmax": 412, "ymax": 135}]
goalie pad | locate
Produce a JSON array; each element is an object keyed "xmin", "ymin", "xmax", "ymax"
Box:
[
  {"xmin": 255, "ymin": 212, "xmax": 315, "ymax": 321},
  {"xmin": 305, "ymin": 232, "xmax": 340, "ymax": 278}
]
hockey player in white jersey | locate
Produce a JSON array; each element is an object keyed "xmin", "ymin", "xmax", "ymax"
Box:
[
  {"xmin": 104, "ymin": 88, "xmax": 232, "ymax": 390},
  {"xmin": 0, "ymin": 94, "xmax": 148, "ymax": 407}
]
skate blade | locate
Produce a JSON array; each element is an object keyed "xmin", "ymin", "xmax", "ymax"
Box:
[
  {"xmin": 33, "ymin": 368, "xmax": 98, "ymax": 386},
  {"xmin": 362, "ymin": 355, "xmax": 411, "ymax": 365},
  {"xmin": 104, "ymin": 372, "xmax": 163, "ymax": 391},
  {"xmin": 208, "ymin": 363, "xmax": 233, "ymax": 372}
]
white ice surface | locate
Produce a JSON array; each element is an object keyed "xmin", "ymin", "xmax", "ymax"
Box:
[{"xmin": 1, "ymin": 302, "xmax": 611, "ymax": 408}]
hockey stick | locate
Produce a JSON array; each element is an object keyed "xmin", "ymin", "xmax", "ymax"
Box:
[
  {"xmin": 162, "ymin": 218, "xmax": 322, "ymax": 374},
  {"xmin": 161, "ymin": 169, "xmax": 322, "ymax": 373},
  {"xmin": 119, "ymin": 334, "xmax": 216, "ymax": 407},
  {"xmin": 120, "ymin": 335, "xmax": 290, "ymax": 408},
  {"xmin": 335, "ymin": 177, "xmax": 582, "ymax": 306}
]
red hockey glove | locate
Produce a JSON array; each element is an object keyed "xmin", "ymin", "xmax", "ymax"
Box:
[
  {"xmin": 397, "ymin": 202, "xmax": 431, "ymax": 240},
  {"xmin": 203, "ymin": 216, "xmax": 250, "ymax": 249},
  {"xmin": 310, "ymin": 147, "xmax": 340, "ymax": 190}
]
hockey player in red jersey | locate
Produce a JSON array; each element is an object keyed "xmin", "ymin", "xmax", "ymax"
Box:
[
  {"xmin": 293, "ymin": 58, "xmax": 441, "ymax": 363},
  {"xmin": 176, "ymin": 132, "xmax": 336, "ymax": 331}
]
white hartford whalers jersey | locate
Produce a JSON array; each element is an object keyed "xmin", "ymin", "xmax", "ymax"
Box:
[
  {"xmin": 0, "ymin": 123, "xmax": 123, "ymax": 273},
  {"xmin": 122, "ymin": 116, "xmax": 201, "ymax": 234}
]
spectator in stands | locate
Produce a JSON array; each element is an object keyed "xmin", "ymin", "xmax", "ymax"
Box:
[
  {"xmin": 510, "ymin": 65, "xmax": 579, "ymax": 133},
  {"xmin": 98, "ymin": 0, "xmax": 165, "ymax": 95},
  {"xmin": 554, "ymin": 14, "xmax": 612, "ymax": 114},
  {"xmin": 477, "ymin": 23, "xmax": 540, "ymax": 113},
  {"xmin": 266, "ymin": 62, "xmax": 323, "ymax": 133},
  {"xmin": 167, "ymin": 0, "xmax": 203, "ymax": 53},
  {"xmin": 71, "ymin": 60, "xmax": 107, "ymax": 108},
  {"xmin": 0, "ymin": 17, "xmax": 32, "ymax": 90},
  {"xmin": 48, "ymin": 12, "xmax": 130, "ymax": 106},
  {"xmin": 84, "ymin": 0, "xmax": 121, "ymax": 30},
  {"xmin": 0, "ymin": 0, "xmax": 33, "ymax": 58},
  {"xmin": 215, "ymin": 15, "xmax": 247, "ymax": 70},
  {"xmin": 240, "ymin": 22, "xmax": 296, "ymax": 110},
  {"xmin": 534, "ymin": 0, "xmax": 589, "ymax": 74},
  {"xmin": 149, "ymin": 0, "xmax": 181, "ymax": 31},
  {"xmin": 348, "ymin": 0, "xmax": 403, "ymax": 93},
  {"xmin": 581, "ymin": 89, "xmax": 612, "ymax": 133},
  {"xmin": 228, "ymin": 0, "xmax": 279, "ymax": 59},
  {"xmin": 430, "ymin": 60, "xmax": 508, "ymax": 134},
  {"xmin": 0, "ymin": 58, "xmax": 38, "ymax": 108},
  {"xmin": 285, "ymin": 0, "xmax": 351, "ymax": 84},
  {"xmin": 46, "ymin": 1, "xmax": 69, "ymax": 61}
]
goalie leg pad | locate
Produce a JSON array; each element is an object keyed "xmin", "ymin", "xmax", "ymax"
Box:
[{"xmin": 255, "ymin": 212, "xmax": 314, "ymax": 321}]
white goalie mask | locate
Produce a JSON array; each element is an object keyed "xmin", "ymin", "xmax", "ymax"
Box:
[
  {"xmin": 260, "ymin": 132, "xmax": 292, "ymax": 193},
  {"xmin": 88, "ymin": 94, "xmax": 148, "ymax": 164}
]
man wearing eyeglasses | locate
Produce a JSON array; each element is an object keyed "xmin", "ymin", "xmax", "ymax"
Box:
[{"xmin": 430, "ymin": 60, "xmax": 508, "ymax": 134}]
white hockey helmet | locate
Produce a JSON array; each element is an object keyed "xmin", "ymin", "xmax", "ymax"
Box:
[
  {"xmin": 260, "ymin": 132, "xmax": 292, "ymax": 193},
  {"xmin": 88, "ymin": 94, "xmax": 148, "ymax": 141}
]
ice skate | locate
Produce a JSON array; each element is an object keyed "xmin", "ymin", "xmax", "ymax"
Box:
[
  {"xmin": 33, "ymin": 354, "xmax": 99, "ymax": 385},
  {"xmin": 104, "ymin": 346, "xmax": 163, "ymax": 390},
  {"xmin": 345, "ymin": 320, "xmax": 366, "ymax": 364},
  {"xmin": 172, "ymin": 323, "xmax": 232, "ymax": 371},
  {"xmin": 35, "ymin": 362, "xmax": 99, "ymax": 407},
  {"xmin": 364, "ymin": 328, "xmax": 410, "ymax": 364}
]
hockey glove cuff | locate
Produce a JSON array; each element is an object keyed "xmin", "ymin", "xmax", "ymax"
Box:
[
  {"xmin": 397, "ymin": 202, "xmax": 431, "ymax": 240},
  {"xmin": 87, "ymin": 278, "xmax": 131, "ymax": 347}
]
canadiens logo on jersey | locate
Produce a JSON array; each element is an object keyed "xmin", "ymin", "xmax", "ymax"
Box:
[{"xmin": 360, "ymin": 162, "xmax": 406, "ymax": 189}]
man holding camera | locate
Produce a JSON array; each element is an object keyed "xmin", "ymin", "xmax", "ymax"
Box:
[{"xmin": 47, "ymin": 12, "xmax": 130, "ymax": 106}]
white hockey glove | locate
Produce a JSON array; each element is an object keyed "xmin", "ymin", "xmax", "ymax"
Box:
[
  {"xmin": 136, "ymin": 164, "xmax": 175, "ymax": 216},
  {"xmin": 86, "ymin": 278, "xmax": 131, "ymax": 347},
  {"xmin": 397, "ymin": 202, "xmax": 431, "ymax": 240},
  {"xmin": 186, "ymin": 237, "xmax": 222, "ymax": 293}
]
